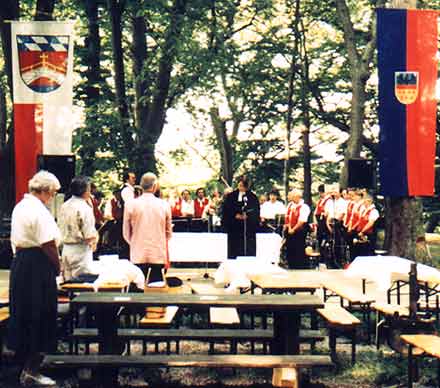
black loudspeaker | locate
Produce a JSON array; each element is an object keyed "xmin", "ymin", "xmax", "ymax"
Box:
[
  {"xmin": 348, "ymin": 159, "xmax": 375, "ymax": 189},
  {"xmin": 37, "ymin": 155, "xmax": 76, "ymax": 193}
]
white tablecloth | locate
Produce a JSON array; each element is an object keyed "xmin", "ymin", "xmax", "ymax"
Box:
[
  {"xmin": 345, "ymin": 255, "xmax": 440, "ymax": 291},
  {"xmin": 214, "ymin": 258, "xmax": 287, "ymax": 291},
  {"xmin": 168, "ymin": 232, "xmax": 282, "ymax": 263}
]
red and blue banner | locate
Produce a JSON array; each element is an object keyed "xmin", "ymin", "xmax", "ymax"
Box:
[
  {"xmin": 377, "ymin": 9, "xmax": 438, "ymax": 197},
  {"xmin": 11, "ymin": 21, "xmax": 74, "ymax": 202}
]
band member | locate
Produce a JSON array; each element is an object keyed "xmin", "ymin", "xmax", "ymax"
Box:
[
  {"xmin": 324, "ymin": 186, "xmax": 348, "ymax": 266},
  {"xmin": 170, "ymin": 190, "xmax": 183, "ymax": 218},
  {"xmin": 180, "ymin": 189, "xmax": 195, "ymax": 217},
  {"xmin": 260, "ymin": 189, "xmax": 286, "ymax": 222},
  {"xmin": 284, "ymin": 189, "xmax": 311, "ymax": 269},
  {"xmin": 314, "ymin": 184, "xmax": 331, "ymax": 250},
  {"xmin": 194, "ymin": 188, "xmax": 210, "ymax": 218},
  {"xmin": 344, "ymin": 189, "xmax": 363, "ymax": 260},
  {"xmin": 222, "ymin": 176, "xmax": 260, "ymax": 259},
  {"xmin": 119, "ymin": 171, "xmax": 136, "ymax": 259},
  {"xmin": 352, "ymin": 194, "xmax": 379, "ymax": 258}
]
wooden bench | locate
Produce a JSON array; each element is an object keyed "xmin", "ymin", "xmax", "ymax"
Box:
[
  {"xmin": 401, "ymin": 334, "xmax": 440, "ymax": 388},
  {"xmin": 43, "ymin": 354, "xmax": 333, "ymax": 388},
  {"xmin": 317, "ymin": 304, "xmax": 361, "ymax": 364},
  {"xmin": 70, "ymin": 328, "xmax": 325, "ymax": 355}
]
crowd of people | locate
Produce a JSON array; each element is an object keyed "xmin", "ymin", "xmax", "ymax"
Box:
[{"xmin": 7, "ymin": 169, "xmax": 381, "ymax": 385}]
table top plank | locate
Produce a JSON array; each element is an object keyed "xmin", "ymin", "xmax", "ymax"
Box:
[
  {"xmin": 323, "ymin": 280, "xmax": 375, "ymax": 304},
  {"xmin": 71, "ymin": 292, "xmax": 324, "ymax": 311},
  {"xmin": 250, "ymin": 272, "xmax": 323, "ymax": 291},
  {"xmin": 401, "ymin": 334, "xmax": 440, "ymax": 358}
]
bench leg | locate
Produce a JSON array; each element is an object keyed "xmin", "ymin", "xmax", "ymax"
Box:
[
  {"xmin": 142, "ymin": 340, "xmax": 147, "ymax": 355},
  {"xmin": 329, "ymin": 328, "xmax": 337, "ymax": 363},
  {"xmin": 209, "ymin": 342, "xmax": 214, "ymax": 354},
  {"xmin": 176, "ymin": 340, "xmax": 180, "ymax": 354}
]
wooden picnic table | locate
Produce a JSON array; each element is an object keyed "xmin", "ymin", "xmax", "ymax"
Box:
[
  {"xmin": 250, "ymin": 271, "xmax": 325, "ymax": 294},
  {"xmin": 71, "ymin": 291, "xmax": 323, "ymax": 385}
]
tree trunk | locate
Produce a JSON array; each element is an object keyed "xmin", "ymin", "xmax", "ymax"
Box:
[
  {"xmin": 340, "ymin": 73, "xmax": 367, "ymax": 187},
  {"xmin": 384, "ymin": 0, "xmax": 430, "ymax": 264},
  {"xmin": 136, "ymin": 0, "xmax": 188, "ymax": 173},
  {"xmin": 210, "ymin": 106, "xmax": 233, "ymax": 186},
  {"xmin": 107, "ymin": 1, "xmax": 131, "ymax": 121},
  {"xmin": 79, "ymin": 0, "xmax": 101, "ymax": 176}
]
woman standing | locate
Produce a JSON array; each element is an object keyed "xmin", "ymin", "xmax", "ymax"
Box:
[{"xmin": 9, "ymin": 171, "xmax": 61, "ymax": 386}]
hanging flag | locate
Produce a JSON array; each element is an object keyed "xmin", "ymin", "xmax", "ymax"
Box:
[
  {"xmin": 377, "ymin": 9, "xmax": 438, "ymax": 197},
  {"xmin": 11, "ymin": 21, "xmax": 74, "ymax": 202}
]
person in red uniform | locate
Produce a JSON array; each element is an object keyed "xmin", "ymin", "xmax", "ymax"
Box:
[
  {"xmin": 314, "ymin": 184, "xmax": 331, "ymax": 252},
  {"xmin": 194, "ymin": 188, "xmax": 210, "ymax": 218},
  {"xmin": 352, "ymin": 194, "xmax": 379, "ymax": 258},
  {"xmin": 285, "ymin": 189, "xmax": 311, "ymax": 269}
]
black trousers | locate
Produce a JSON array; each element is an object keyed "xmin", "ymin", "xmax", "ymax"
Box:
[
  {"xmin": 286, "ymin": 227, "xmax": 308, "ymax": 269},
  {"xmin": 227, "ymin": 232, "xmax": 257, "ymax": 259},
  {"xmin": 136, "ymin": 263, "xmax": 165, "ymax": 284}
]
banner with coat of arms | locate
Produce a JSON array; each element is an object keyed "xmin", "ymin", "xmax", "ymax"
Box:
[
  {"xmin": 377, "ymin": 9, "xmax": 438, "ymax": 197},
  {"xmin": 11, "ymin": 21, "xmax": 74, "ymax": 202}
]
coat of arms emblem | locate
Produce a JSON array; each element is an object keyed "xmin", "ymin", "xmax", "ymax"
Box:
[
  {"xmin": 17, "ymin": 35, "xmax": 69, "ymax": 93},
  {"xmin": 394, "ymin": 71, "xmax": 418, "ymax": 105}
]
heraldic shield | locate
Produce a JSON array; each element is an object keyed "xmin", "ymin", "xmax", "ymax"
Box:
[
  {"xmin": 17, "ymin": 35, "xmax": 69, "ymax": 93},
  {"xmin": 394, "ymin": 71, "xmax": 419, "ymax": 105}
]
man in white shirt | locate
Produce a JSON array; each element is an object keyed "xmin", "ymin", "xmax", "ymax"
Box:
[
  {"xmin": 284, "ymin": 189, "xmax": 311, "ymax": 269},
  {"xmin": 324, "ymin": 187, "xmax": 348, "ymax": 267},
  {"xmin": 58, "ymin": 176, "xmax": 98, "ymax": 280},
  {"xmin": 260, "ymin": 189, "xmax": 286, "ymax": 221},
  {"xmin": 180, "ymin": 189, "xmax": 195, "ymax": 217},
  {"xmin": 120, "ymin": 171, "xmax": 136, "ymax": 204}
]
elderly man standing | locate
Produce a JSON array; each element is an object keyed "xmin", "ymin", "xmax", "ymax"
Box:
[
  {"xmin": 284, "ymin": 189, "xmax": 311, "ymax": 269},
  {"xmin": 123, "ymin": 172, "xmax": 172, "ymax": 283},
  {"xmin": 58, "ymin": 176, "xmax": 98, "ymax": 281}
]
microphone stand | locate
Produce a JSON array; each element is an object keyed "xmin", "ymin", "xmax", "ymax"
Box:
[{"xmin": 242, "ymin": 196, "xmax": 248, "ymax": 257}]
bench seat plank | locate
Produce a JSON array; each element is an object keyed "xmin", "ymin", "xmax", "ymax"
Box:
[
  {"xmin": 43, "ymin": 354, "xmax": 333, "ymax": 369},
  {"xmin": 71, "ymin": 328, "xmax": 324, "ymax": 342},
  {"xmin": 317, "ymin": 304, "xmax": 361, "ymax": 326},
  {"xmin": 401, "ymin": 334, "xmax": 440, "ymax": 359}
]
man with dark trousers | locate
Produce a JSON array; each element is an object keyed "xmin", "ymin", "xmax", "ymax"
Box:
[{"xmin": 222, "ymin": 176, "xmax": 260, "ymax": 259}]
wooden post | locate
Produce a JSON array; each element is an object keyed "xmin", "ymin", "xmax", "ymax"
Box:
[{"xmin": 272, "ymin": 367, "xmax": 300, "ymax": 388}]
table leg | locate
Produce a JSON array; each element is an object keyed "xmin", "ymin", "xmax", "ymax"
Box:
[
  {"xmin": 273, "ymin": 311, "xmax": 300, "ymax": 355},
  {"xmin": 96, "ymin": 305, "xmax": 120, "ymax": 387}
]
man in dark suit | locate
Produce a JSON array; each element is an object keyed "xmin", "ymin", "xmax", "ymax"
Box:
[{"xmin": 222, "ymin": 176, "xmax": 260, "ymax": 259}]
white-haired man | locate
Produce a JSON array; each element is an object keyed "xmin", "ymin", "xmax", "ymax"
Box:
[
  {"xmin": 284, "ymin": 189, "xmax": 310, "ymax": 269},
  {"xmin": 123, "ymin": 172, "xmax": 172, "ymax": 283}
]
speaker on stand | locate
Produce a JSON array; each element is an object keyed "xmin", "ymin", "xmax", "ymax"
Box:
[
  {"xmin": 37, "ymin": 154, "xmax": 76, "ymax": 193},
  {"xmin": 348, "ymin": 159, "xmax": 376, "ymax": 190}
]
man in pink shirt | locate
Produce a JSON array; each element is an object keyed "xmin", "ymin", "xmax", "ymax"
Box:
[{"xmin": 123, "ymin": 172, "xmax": 172, "ymax": 283}]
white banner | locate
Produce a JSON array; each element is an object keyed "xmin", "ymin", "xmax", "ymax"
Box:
[{"xmin": 11, "ymin": 21, "xmax": 75, "ymax": 155}]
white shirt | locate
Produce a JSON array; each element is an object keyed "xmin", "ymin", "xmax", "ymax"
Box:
[
  {"xmin": 363, "ymin": 205, "xmax": 380, "ymax": 222},
  {"xmin": 11, "ymin": 193, "xmax": 61, "ymax": 253},
  {"xmin": 181, "ymin": 199, "xmax": 194, "ymax": 216},
  {"xmin": 286, "ymin": 200, "xmax": 311, "ymax": 224},
  {"xmin": 260, "ymin": 200, "xmax": 286, "ymax": 220},
  {"xmin": 324, "ymin": 197, "xmax": 347, "ymax": 220},
  {"xmin": 121, "ymin": 184, "xmax": 135, "ymax": 204},
  {"xmin": 58, "ymin": 196, "xmax": 97, "ymax": 244}
]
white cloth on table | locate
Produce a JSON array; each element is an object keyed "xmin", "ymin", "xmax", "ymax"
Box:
[
  {"xmin": 11, "ymin": 193, "xmax": 61, "ymax": 253},
  {"xmin": 345, "ymin": 255, "xmax": 440, "ymax": 291},
  {"xmin": 214, "ymin": 258, "xmax": 286, "ymax": 291},
  {"xmin": 88, "ymin": 257, "xmax": 145, "ymax": 291}
]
